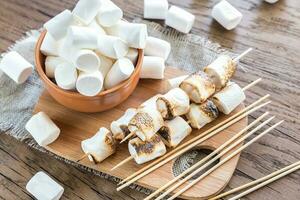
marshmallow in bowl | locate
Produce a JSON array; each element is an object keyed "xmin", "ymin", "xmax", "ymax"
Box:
[
  {"xmin": 76, "ymin": 71, "xmax": 104, "ymax": 96},
  {"xmin": 144, "ymin": 0, "xmax": 168, "ymax": 20},
  {"xmin": 45, "ymin": 56, "xmax": 67, "ymax": 78},
  {"xmin": 97, "ymin": 35, "xmax": 129, "ymax": 59},
  {"xmin": 144, "ymin": 36, "xmax": 171, "ymax": 61},
  {"xmin": 0, "ymin": 51, "xmax": 33, "ymax": 84},
  {"xmin": 44, "ymin": 9, "xmax": 73, "ymax": 40},
  {"xmin": 125, "ymin": 48, "xmax": 139, "ymax": 65},
  {"xmin": 25, "ymin": 112, "xmax": 60, "ymax": 147},
  {"xmin": 104, "ymin": 58, "xmax": 134, "ymax": 89},
  {"xmin": 73, "ymin": 0, "xmax": 102, "ymax": 25},
  {"xmin": 96, "ymin": 0, "xmax": 123, "ymax": 27},
  {"xmin": 40, "ymin": 32, "xmax": 60, "ymax": 56},
  {"xmin": 166, "ymin": 6, "xmax": 195, "ymax": 34},
  {"xmin": 67, "ymin": 26, "xmax": 99, "ymax": 49},
  {"xmin": 88, "ymin": 20, "xmax": 106, "ymax": 35},
  {"xmin": 105, "ymin": 21, "xmax": 148, "ymax": 49},
  {"xmin": 74, "ymin": 49, "xmax": 100, "ymax": 72},
  {"xmin": 96, "ymin": 53, "xmax": 114, "ymax": 77},
  {"xmin": 140, "ymin": 56, "xmax": 165, "ymax": 79},
  {"xmin": 54, "ymin": 62, "xmax": 78, "ymax": 90}
]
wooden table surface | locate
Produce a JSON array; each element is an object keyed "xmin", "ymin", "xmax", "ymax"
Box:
[{"xmin": 0, "ymin": 0, "xmax": 299, "ymax": 199}]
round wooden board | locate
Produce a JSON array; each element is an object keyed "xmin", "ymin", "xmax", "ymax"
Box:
[{"xmin": 33, "ymin": 67, "xmax": 248, "ymax": 199}]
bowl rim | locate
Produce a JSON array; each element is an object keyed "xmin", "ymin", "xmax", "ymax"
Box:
[{"xmin": 35, "ymin": 30, "xmax": 143, "ymax": 99}]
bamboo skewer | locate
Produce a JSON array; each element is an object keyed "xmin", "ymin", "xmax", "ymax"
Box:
[
  {"xmin": 144, "ymin": 112, "xmax": 270, "ymax": 200},
  {"xmin": 116, "ymin": 99, "xmax": 271, "ymax": 191},
  {"xmin": 229, "ymin": 163, "xmax": 300, "ymax": 200},
  {"xmin": 233, "ymin": 48, "xmax": 253, "ymax": 63},
  {"xmin": 166, "ymin": 120, "xmax": 284, "ymax": 200},
  {"xmin": 242, "ymin": 78, "xmax": 261, "ymax": 91},
  {"xmin": 209, "ymin": 160, "xmax": 300, "ymax": 200},
  {"xmin": 111, "ymin": 156, "xmax": 134, "ymax": 171},
  {"xmin": 120, "ymin": 132, "xmax": 135, "ymax": 144},
  {"xmin": 76, "ymin": 153, "xmax": 96, "ymax": 164}
]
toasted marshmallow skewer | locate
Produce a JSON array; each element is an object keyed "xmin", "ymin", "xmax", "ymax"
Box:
[
  {"xmin": 156, "ymin": 88, "xmax": 190, "ymax": 119},
  {"xmin": 125, "ymin": 48, "xmax": 139, "ymax": 65},
  {"xmin": 54, "ymin": 62, "xmax": 78, "ymax": 90},
  {"xmin": 186, "ymin": 100, "xmax": 219, "ymax": 129},
  {"xmin": 40, "ymin": 32, "xmax": 61, "ymax": 56},
  {"xmin": 81, "ymin": 127, "xmax": 116, "ymax": 163},
  {"xmin": 144, "ymin": 36, "xmax": 171, "ymax": 61},
  {"xmin": 45, "ymin": 56, "xmax": 66, "ymax": 78},
  {"xmin": 167, "ymin": 75, "xmax": 189, "ymax": 89},
  {"xmin": 76, "ymin": 71, "xmax": 104, "ymax": 97},
  {"xmin": 68, "ymin": 26, "xmax": 99, "ymax": 49},
  {"xmin": 97, "ymin": 35, "xmax": 129, "ymax": 59},
  {"xmin": 180, "ymin": 71, "xmax": 216, "ymax": 103},
  {"xmin": 72, "ymin": 0, "xmax": 102, "ymax": 25},
  {"xmin": 158, "ymin": 116, "xmax": 192, "ymax": 148},
  {"xmin": 128, "ymin": 135, "xmax": 167, "ymax": 164},
  {"xmin": 96, "ymin": 0, "xmax": 123, "ymax": 27},
  {"xmin": 111, "ymin": 108, "xmax": 137, "ymax": 140},
  {"xmin": 74, "ymin": 50, "xmax": 100, "ymax": 72},
  {"xmin": 140, "ymin": 56, "xmax": 165, "ymax": 79}
]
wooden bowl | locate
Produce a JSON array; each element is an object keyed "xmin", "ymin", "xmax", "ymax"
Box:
[{"xmin": 35, "ymin": 31, "xmax": 143, "ymax": 113}]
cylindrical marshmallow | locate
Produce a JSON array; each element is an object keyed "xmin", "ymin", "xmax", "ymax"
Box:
[
  {"xmin": 96, "ymin": 0, "xmax": 123, "ymax": 27},
  {"xmin": 26, "ymin": 171, "xmax": 64, "ymax": 200},
  {"xmin": 264, "ymin": 0, "xmax": 279, "ymax": 3},
  {"xmin": 97, "ymin": 35, "xmax": 129, "ymax": 59},
  {"xmin": 96, "ymin": 53, "xmax": 114, "ymax": 77},
  {"xmin": 166, "ymin": 6, "xmax": 195, "ymax": 34},
  {"xmin": 76, "ymin": 71, "xmax": 104, "ymax": 96},
  {"xmin": 144, "ymin": 0, "xmax": 168, "ymax": 20},
  {"xmin": 105, "ymin": 21, "xmax": 148, "ymax": 49},
  {"xmin": 212, "ymin": 0, "xmax": 243, "ymax": 30},
  {"xmin": 45, "ymin": 56, "xmax": 67, "ymax": 78},
  {"xmin": 144, "ymin": 36, "xmax": 171, "ymax": 61},
  {"xmin": 40, "ymin": 32, "xmax": 60, "ymax": 56},
  {"xmin": 74, "ymin": 49, "xmax": 100, "ymax": 72},
  {"xmin": 88, "ymin": 20, "xmax": 106, "ymax": 35},
  {"xmin": 54, "ymin": 62, "xmax": 78, "ymax": 90},
  {"xmin": 104, "ymin": 58, "xmax": 134, "ymax": 89},
  {"xmin": 43, "ymin": 9, "xmax": 73, "ymax": 40},
  {"xmin": 167, "ymin": 75, "xmax": 188, "ymax": 89},
  {"xmin": 140, "ymin": 56, "xmax": 165, "ymax": 79},
  {"xmin": 125, "ymin": 48, "xmax": 139, "ymax": 65},
  {"xmin": 67, "ymin": 26, "xmax": 99, "ymax": 49},
  {"xmin": 72, "ymin": 0, "xmax": 102, "ymax": 25},
  {"xmin": 25, "ymin": 112, "xmax": 60, "ymax": 147},
  {"xmin": 0, "ymin": 51, "xmax": 33, "ymax": 84}
]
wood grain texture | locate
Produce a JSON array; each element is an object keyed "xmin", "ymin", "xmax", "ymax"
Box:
[{"xmin": 0, "ymin": 0, "xmax": 299, "ymax": 199}]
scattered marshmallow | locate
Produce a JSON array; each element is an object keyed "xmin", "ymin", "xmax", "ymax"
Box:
[
  {"xmin": 167, "ymin": 75, "xmax": 188, "ymax": 89},
  {"xmin": 104, "ymin": 58, "xmax": 134, "ymax": 89},
  {"xmin": 140, "ymin": 56, "xmax": 165, "ymax": 79},
  {"xmin": 26, "ymin": 171, "xmax": 64, "ymax": 200},
  {"xmin": 97, "ymin": 35, "xmax": 129, "ymax": 59},
  {"xmin": 73, "ymin": 0, "xmax": 102, "ymax": 25},
  {"xmin": 96, "ymin": 53, "xmax": 114, "ymax": 77},
  {"xmin": 54, "ymin": 62, "xmax": 78, "ymax": 90},
  {"xmin": 40, "ymin": 32, "xmax": 60, "ymax": 56},
  {"xmin": 0, "ymin": 51, "xmax": 33, "ymax": 84},
  {"xmin": 45, "ymin": 56, "xmax": 67, "ymax": 78},
  {"xmin": 212, "ymin": 0, "xmax": 243, "ymax": 30},
  {"xmin": 74, "ymin": 49, "xmax": 100, "ymax": 72},
  {"xmin": 67, "ymin": 26, "xmax": 99, "ymax": 49},
  {"xmin": 76, "ymin": 71, "xmax": 104, "ymax": 96},
  {"xmin": 166, "ymin": 6, "xmax": 195, "ymax": 34},
  {"xmin": 144, "ymin": 36, "xmax": 171, "ymax": 61},
  {"xmin": 44, "ymin": 10, "xmax": 73, "ymax": 40},
  {"xmin": 144, "ymin": 0, "xmax": 169, "ymax": 20},
  {"xmin": 88, "ymin": 20, "xmax": 106, "ymax": 35},
  {"xmin": 125, "ymin": 48, "xmax": 139, "ymax": 65},
  {"xmin": 96, "ymin": 0, "xmax": 123, "ymax": 27},
  {"xmin": 25, "ymin": 112, "xmax": 60, "ymax": 147}
]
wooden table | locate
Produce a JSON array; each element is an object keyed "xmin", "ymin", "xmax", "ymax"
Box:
[{"xmin": 0, "ymin": 0, "xmax": 299, "ymax": 199}]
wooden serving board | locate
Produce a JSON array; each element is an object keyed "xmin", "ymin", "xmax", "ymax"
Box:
[{"xmin": 33, "ymin": 67, "xmax": 248, "ymax": 199}]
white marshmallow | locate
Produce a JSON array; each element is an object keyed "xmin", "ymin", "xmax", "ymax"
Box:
[
  {"xmin": 44, "ymin": 10, "xmax": 73, "ymax": 40},
  {"xmin": 26, "ymin": 171, "xmax": 64, "ymax": 200},
  {"xmin": 125, "ymin": 48, "xmax": 139, "ymax": 65},
  {"xmin": 96, "ymin": 53, "xmax": 114, "ymax": 77},
  {"xmin": 144, "ymin": 36, "xmax": 171, "ymax": 61},
  {"xmin": 144, "ymin": 0, "xmax": 168, "ymax": 20},
  {"xmin": 0, "ymin": 51, "xmax": 33, "ymax": 84},
  {"xmin": 212, "ymin": 0, "xmax": 243, "ymax": 30},
  {"xmin": 40, "ymin": 32, "xmax": 60, "ymax": 56},
  {"xmin": 67, "ymin": 26, "xmax": 99, "ymax": 49},
  {"xmin": 58, "ymin": 37, "xmax": 76, "ymax": 61},
  {"xmin": 167, "ymin": 75, "xmax": 188, "ymax": 89},
  {"xmin": 166, "ymin": 6, "xmax": 195, "ymax": 34},
  {"xmin": 74, "ymin": 50, "xmax": 100, "ymax": 72},
  {"xmin": 88, "ymin": 20, "xmax": 106, "ymax": 35},
  {"xmin": 76, "ymin": 71, "xmax": 104, "ymax": 96},
  {"xmin": 104, "ymin": 58, "xmax": 134, "ymax": 89},
  {"xmin": 73, "ymin": 0, "xmax": 102, "ymax": 25},
  {"xmin": 105, "ymin": 21, "xmax": 148, "ymax": 49},
  {"xmin": 264, "ymin": 0, "xmax": 279, "ymax": 3},
  {"xmin": 96, "ymin": 0, "xmax": 123, "ymax": 27},
  {"xmin": 140, "ymin": 56, "xmax": 165, "ymax": 79},
  {"xmin": 97, "ymin": 35, "xmax": 129, "ymax": 59},
  {"xmin": 25, "ymin": 112, "xmax": 60, "ymax": 147},
  {"xmin": 45, "ymin": 56, "xmax": 66, "ymax": 78},
  {"xmin": 54, "ymin": 62, "xmax": 78, "ymax": 90}
]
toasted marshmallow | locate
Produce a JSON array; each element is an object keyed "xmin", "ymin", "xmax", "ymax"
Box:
[
  {"xmin": 76, "ymin": 71, "xmax": 104, "ymax": 96},
  {"xmin": 166, "ymin": 6, "xmax": 195, "ymax": 34},
  {"xmin": 40, "ymin": 32, "xmax": 61, "ymax": 56},
  {"xmin": 97, "ymin": 35, "xmax": 129, "ymax": 59},
  {"xmin": 67, "ymin": 26, "xmax": 99, "ymax": 49},
  {"xmin": 167, "ymin": 75, "xmax": 189, "ymax": 89},
  {"xmin": 140, "ymin": 56, "xmax": 165, "ymax": 79},
  {"xmin": 125, "ymin": 48, "xmax": 139, "ymax": 65},
  {"xmin": 144, "ymin": 36, "xmax": 171, "ymax": 61},
  {"xmin": 96, "ymin": 0, "xmax": 123, "ymax": 27},
  {"xmin": 54, "ymin": 62, "xmax": 78, "ymax": 90},
  {"xmin": 73, "ymin": 0, "xmax": 102, "ymax": 25},
  {"xmin": 45, "ymin": 56, "xmax": 66, "ymax": 78},
  {"xmin": 144, "ymin": 0, "xmax": 168, "ymax": 20},
  {"xmin": 139, "ymin": 94, "xmax": 163, "ymax": 111},
  {"xmin": 74, "ymin": 49, "xmax": 100, "ymax": 72}
]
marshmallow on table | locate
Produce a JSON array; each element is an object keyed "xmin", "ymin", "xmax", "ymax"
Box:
[
  {"xmin": 144, "ymin": 36, "xmax": 171, "ymax": 61},
  {"xmin": 88, "ymin": 20, "xmax": 106, "ymax": 35},
  {"xmin": 166, "ymin": 6, "xmax": 195, "ymax": 34},
  {"xmin": 144, "ymin": 0, "xmax": 168, "ymax": 20},
  {"xmin": 96, "ymin": 53, "xmax": 114, "ymax": 77},
  {"xmin": 26, "ymin": 171, "xmax": 64, "ymax": 200},
  {"xmin": 45, "ymin": 56, "xmax": 67, "ymax": 78},
  {"xmin": 0, "ymin": 51, "xmax": 33, "ymax": 84},
  {"xmin": 76, "ymin": 71, "xmax": 104, "ymax": 96},
  {"xmin": 105, "ymin": 21, "xmax": 148, "ymax": 49},
  {"xmin": 74, "ymin": 49, "xmax": 100, "ymax": 72},
  {"xmin": 67, "ymin": 26, "xmax": 99, "ymax": 49},
  {"xmin": 44, "ymin": 9, "xmax": 73, "ymax": 40},
  {"xmin": 54, "ymin": 62, "xmax": 78, "ymax": 90},
  {"xmin": 167, "ymin": 75, "xmax": 188, "ymax": 89},
  {"xmin": 96, "ymin": 0, "xmax": 123, "ymax": 27},
  {"xmin": 25, "ymin": 112, "xmax": 60, "ymax": 147},
  {"xmin": 104, "ymin": 58, "xmax": 134, "ymax": 89},
  {"xmin": 125, "ymin": 48, "xmax": 139, "ymax": 65},
  {"xmin": 73, "ymin": 0, "xmax": 102, "ymax": 25},
  {"xmin": 97, "ymin": 35, "xmax": 129, "ymax": 59},
  {"xmin": 212, "ymin": 0, "xmax": 243, "ymax": 30},
  {"xmin": 40, "ymin": 32, "xmax": 60, "ymax": 56},
  {"xmin": 140, "ymin": 56, "xmax": 165, "ymax": 79}
]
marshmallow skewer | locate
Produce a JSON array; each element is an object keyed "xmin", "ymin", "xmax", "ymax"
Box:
[{"xmin": 167, "ymin": 75, "xmax": 189, "ymax": 89}]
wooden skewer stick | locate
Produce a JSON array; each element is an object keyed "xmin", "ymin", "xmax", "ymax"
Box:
[
  {"xmin": 166, "ymin": 120, "xmax": 284, "ymax": 200},
  {"xmin": 233, "ymin": 48, "xmax": 253, "ymax": 63},
  {"xmin": 229, "ymin": 163, "xmax": 300, "ymax": 200},
  {"xmin": 117, "ymin": 95, "xmax": 270, "ymax": 186},
  {"xmin": 209, "ymin": 160, "xmax": 300, "ymax": 200},
  {"xmin": 144, "ymin": 112, "xmax": 270, "ymax": 200},
  {"xmin": 111, "ymin": 156, "xmax": 134, "ymax": 171},
  {"xmin": 77, "ymin": 154, "xmax": 89, "ymax": 162},
  {"xmin": 117, "ymin": 99, "xmax": 271, "ymax": 191},
  {"xmin": 242, "ymin": 78, "xmax": 262, "ymax": 91},
  {"xmin": 120, "ymin": 132, "xmax": 135, "ymax": 144}
]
